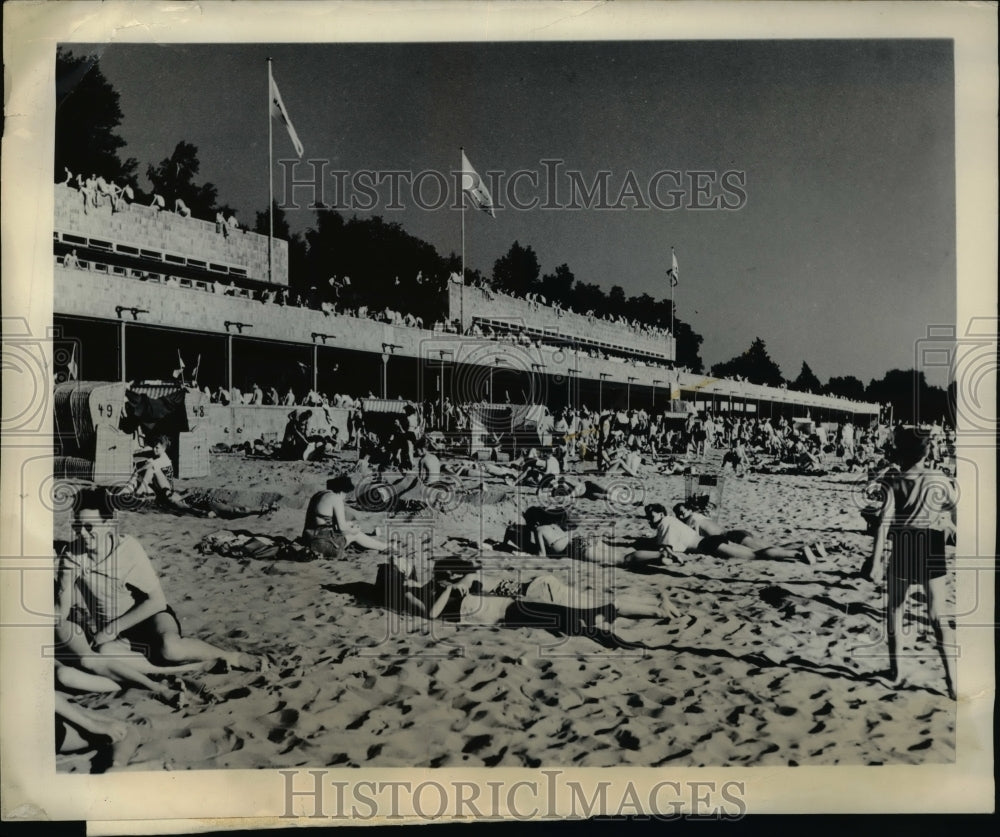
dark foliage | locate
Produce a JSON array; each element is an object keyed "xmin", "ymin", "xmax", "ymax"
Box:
[{"xmin": 55, "ymin": 48, "xmax": 138, "ymax": 188}]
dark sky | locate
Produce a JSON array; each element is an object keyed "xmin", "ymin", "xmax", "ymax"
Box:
[{"xmin": 72, "ymin": 40, "xmax": 956, "ymax": 386}]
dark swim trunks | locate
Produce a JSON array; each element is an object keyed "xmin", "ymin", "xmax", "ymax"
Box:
[
  {"xmin": 695, "ymin": 534, "xmax": 732, "ymax": 554},
  {"xmin": 887, "ymin": 528, "xmax": 948, "ymax": 582},
  {"xmin": 119, "ymin": 605, "xmax": 182, "ymax": 660},
  {"xmin": 725, "ymin": 529, "xmax": 754, "ymax": 544}
]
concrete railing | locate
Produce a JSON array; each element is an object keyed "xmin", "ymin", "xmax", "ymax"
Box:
[
  {"xmin": 55, "ymin": 183, "xmax": 288, "ymax": 284},
  {"xmin": 449, "ymin": 283, "xmax": 675, "ymax": 361},
  {"xmin": 54, "ymin": 264, "xmax": 877, "ymax": 416}
]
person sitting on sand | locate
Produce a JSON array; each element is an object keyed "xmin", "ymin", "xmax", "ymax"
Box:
[
  {"xmin": 376, "ymin": 556, "xmax": 677, "ymax": 640},
  {"xmin": 416, "ymin": 443, "xmax": 442, "ymax": 483},
  {"xmin": 301, "ymin": 474, "xmax": 388, "ymax": 557},
  {"xmin": 57, "ymin": 490, "xmax": 263, "ymax": 672},
  {"xmin": 656, "ymin": 456, "xmax": 689, "ymax": 476},
  {"xmin": 721, "ymin": 440, "xmax": 751, "ymax": 477},
  {"xmin": 305, "ymin": 433, "xmax": 341, "ymax": 462},
  {"xmin": 861, "ymin": 426, "xmax": 957, "ymax": 700},
  {"xmin": 604, "ymin": 443, "xmax": 644, "ymax": 477},
  {"xmin": 120, "ymin": 435, "xmax": 174, "ymax": 499},
  {"xmin": 280, "ymin": 410, "xmax": 312, "ymax": 460},
  {"xmin": 508, "ymin": 447, "xmax": 560, "ymax": 487},
  {"xmin": 672, "ymin": 503, "xmax": 815, "ymax": 564}
]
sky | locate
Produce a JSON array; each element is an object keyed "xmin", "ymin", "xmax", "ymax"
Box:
[{"xmin": 69, "ymin": 40, "xmax": 956, "ymax": 387}]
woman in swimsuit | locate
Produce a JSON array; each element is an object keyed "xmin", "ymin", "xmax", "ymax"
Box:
[{"xmin": 302, "ymin": 474, "xmax": 388, "ymax": 556}]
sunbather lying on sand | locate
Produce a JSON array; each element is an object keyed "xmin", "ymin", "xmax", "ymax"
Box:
[
  {"xmin": 375, "ymin": 556, "xmax": 678, "ymax": 640},
  {"xmin": 672, "ymin": 503, "xmax": 816, "ymax": 564},
  {"xmin": 621, "ymin": 504, "xmax": 815, "ymax": 569},
  {"xmin": 496, "ymin": 506, "xmax": 668, "ymax": 568}
]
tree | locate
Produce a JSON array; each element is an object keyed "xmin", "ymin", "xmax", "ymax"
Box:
[
  {"xmin": 571, "ymin": 281, "xmax": 609, "ymax": 315},
  {"xmin": 791, "ymin": 361, "xmax": 822, "ymax": 393},
  {"xmin": 254, "ymin": 199, "xmax": 293, "ymax": 240},
  {"xmin": 491, "ymin": 241, "xmax": 541, "ymax": 297},
  {"xmin": 824, "ymin": 375, "xmax": 866, "ymax": 401},
  {"xmin": 254, "ymin": 200, "xmax": 308, "ymax": 290},
  {"xmin": 624, "ymin": 293, "xmax": 656, "ymax": 323},
  {"xmin": 55, "ymin": 48, "xmax": 138, "ymax": 187},
  {"xmin": 673, "ymin": 319, "xmax": 704, "ymax": 373},
  {"xmin": 607, "ymin": 285, "xmax": 627, "ymax": 316},
  {"xmin": 146, "ymin": 141, "xmax": 221, "ymax": 218},
  {"xmin": 711, "ymin": 337, "xmax": 783, "ymax": 385},
  {"xmin": 300, "ymin": 207, "xmax": 452, "ymax": 323},
  {"xmin": 865, "ymin": 368, "xmax": 949, "ymax": 424},
  {"xmin": 540, "ymin": 263, "xmax": 575, "ymax": 305}
]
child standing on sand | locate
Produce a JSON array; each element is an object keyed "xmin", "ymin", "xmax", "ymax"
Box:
[{"xmin": 862, "ymin": 426, "xmax": 957, "ymax": 700}]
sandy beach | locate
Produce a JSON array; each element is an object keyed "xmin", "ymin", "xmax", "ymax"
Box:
[{"xmin": 54, "ymin": 448, "xmax": 956, "ymax": 772}]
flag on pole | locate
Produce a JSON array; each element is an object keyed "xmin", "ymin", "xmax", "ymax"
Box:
[
  {"xmin": 461, "ymin": 150, "xmax": 495, "ymax": 217},
  {"xmin": 269, "ymin": 70, "xmax": 304, "ymax": 157},
  {"xmin": 667, "ymin": 249, "xmax": 679, "ymax": 287},
  {"xmin": 67, "ymin": 344, "xmax": 78, "ymax": 381}
]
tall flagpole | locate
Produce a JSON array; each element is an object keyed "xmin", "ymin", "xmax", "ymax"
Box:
[
  {"xmin": 670, "ymin": 246, "xmax": 675, "ymax": 340},
  {"xmin": 267, "ymin": 58, "xmax": 274, "ymax": 285},
  {"xmin": 460, "ymin": 147, "xmax": 466, "ymax": 282},
  {"xmin": 460, "ymin": 147, "xmax": 466, "ymax": 333}
]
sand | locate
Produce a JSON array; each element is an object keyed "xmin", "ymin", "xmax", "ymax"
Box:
[{"xmin": 54, "ymin": 450, "xmax": 956, "ymax": 771}]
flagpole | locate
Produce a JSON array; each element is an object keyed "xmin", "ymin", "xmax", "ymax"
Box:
[
  {"xmin": 460, "ymin": 147, "xmax": 466, "ymax": 333},
  {"xmin": 670, "ymin": 246, "xmax": 675, "ymax": 341},
  {"xmin": 267, "ymin": 57, "xmax": 274, "ymax": 285},
  {"xmin": 460, "ymin": 147, "xmax": 466, "ymax": 282}
]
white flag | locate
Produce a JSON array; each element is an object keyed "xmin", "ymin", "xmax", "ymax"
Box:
[
  {"xmin": 461, "ymin": 150, "xmax": 495, "ymax": 217},
  {"xmin": 667, "ymin": 249, "xmax": 679, "ymax": 287},
  {"xmin": 270, "ymin": 70, "xmax": 304, "ymax": 158}
]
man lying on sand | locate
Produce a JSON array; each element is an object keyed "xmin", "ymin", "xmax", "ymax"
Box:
[
  {"xmin": 376, "ymin": 556, "xmax": 678, "ymax": 641},
  {"xmin": 57, "ymin": 489, "xmax": 264, "ymax": 672},
  {"xmin": 497, "ymin": 505, "xmax": 671, "ymax": 568},
  {"xmin": 627, "ymin": 504, "xmax": 816, "ymax": 567},
  {"xmin": 672, "ymin": 503, "xmax": 816, "ymax": 564},
  {"xmin": 302, "ymin": 474, "xmax": 389, "ymax": 557}
]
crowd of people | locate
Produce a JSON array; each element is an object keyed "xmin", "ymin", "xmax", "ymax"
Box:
[
  {"xmin": 61, "ymin": 169, "xmax": 241, "ymax": 230},
  {"xmin": 360, "ymin": 422, "xmax": 956, "ymax": 699},
  {"xmin": 63, "ymin": 241, "xmax": 881, "ymax": 411},
  {"xmin": 53, "ymin": 395, "xmax": 957, "ymax": 772}
]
